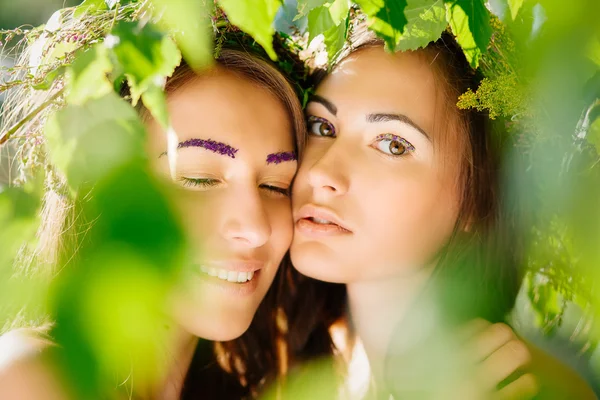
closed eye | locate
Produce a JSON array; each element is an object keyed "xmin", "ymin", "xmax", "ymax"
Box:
[
  {"xmin": 180, "ymin": 177, "xmax": 220, "ymax": 189},
  {"xmin": 260, "ymin": 184, "xmax": 290, "ymax": 197}
]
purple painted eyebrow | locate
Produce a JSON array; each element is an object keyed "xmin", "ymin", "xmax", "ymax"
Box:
[
  {"xmin": 266, "ymin": 151, "xmax": 297, "ymax": 164},
  {"xmin": 160, "ymin": 138, "xmax": 238, "ymax": 158}
]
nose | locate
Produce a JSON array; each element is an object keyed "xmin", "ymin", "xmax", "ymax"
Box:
[
  {"xmin": 307, "ymin": 140, "xmax": 349, "ymax": 196},
  {"xmin": 220, "ymin": 187, "xmax": 271, "ymax": 248}
]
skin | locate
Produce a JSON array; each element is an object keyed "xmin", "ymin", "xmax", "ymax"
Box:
[
  {"xmin": 0, "ymin": 66, "xmax": 298, "ymax": 400},
  {"xmin": 290, "ymin": 46, "xmax": 596, "ymax": 398}
]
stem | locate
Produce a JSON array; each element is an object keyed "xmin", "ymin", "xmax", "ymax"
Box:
[{"xmin": 0, "ymin": 88, "xmax": 64, "ymax": 145}]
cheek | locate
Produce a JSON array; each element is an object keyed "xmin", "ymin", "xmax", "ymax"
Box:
[
  {"xmin": 359, "ymin": 169, "xmax": 460, "ymax": 268},
  {"xmin": 266, "ymin": 198, "xmax": 294, "ymax": 255}
]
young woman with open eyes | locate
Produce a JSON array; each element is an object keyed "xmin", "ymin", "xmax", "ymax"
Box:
[{"xmin": 287, "ymin": 27, "xmax": 597, "ymax": 399}]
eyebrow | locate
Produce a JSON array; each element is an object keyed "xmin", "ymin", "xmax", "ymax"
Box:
[
  {"xmin": 366, "ymin": 113, "xmax": 431, "ymax": 141},
  {"xmin": 309, "ymin": 95, "xmax": 337, "ymax": 116},
  {"xmin": 266, "ymin": 151, "xmax": 297, "ymax": 165},
  {"xmin": 159, "ymin": 138, "xmax": 239, "ymax": 158}
]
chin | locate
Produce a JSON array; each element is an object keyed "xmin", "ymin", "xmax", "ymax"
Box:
[
  {"xmin": 183, "ymin": 313, "xmax": 254, "ymax": 342},
  {"xmin": 290, "ymin": 240, "xmax": 352, "ymax": 284}
]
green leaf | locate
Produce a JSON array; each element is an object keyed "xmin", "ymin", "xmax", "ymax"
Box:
[
  {"xmin": 108, "ymin": 21, "xmax": 182, "ymax": 105},
  {"xmin": 74, "ymin": 0, "xmax": 108, "ymax": 18},
  {"xmin": 589, "ymin": 116, "xmax": 600, "ymax": 153},
  {"xmin": 141, "ymin": 84, "xmax": 169, "ymax": 129},
  {"xmin": 150, "ymin": 0, "xmax": 213, "ymax": 71},
  {"xmin": 446, "ymin": 0, "xmax": 492, "ymax": 68},
  {"xmin": 66, "ymin": 45, "xmax": 113, "ymax": 105},
  {"xmin": 395, "ymin": 0, "xmax": 446, "ymax": 51},
  {"xmin": 297, "ymin": 0, "xmax": 328, "ymax": 17},
  {"xmin": 323, "ymin": 16, "xmax": 348, "ymax": 62},
  {"xmin": 507, "ymin": 0, "xmax": 524, "ymax": 20},
  {"xmin": 355, "ymin": 0, "xmax": 409, "ymax": 50},
  {"xmin": 218, "ymin": 0, "xmax": 282, "ymax": 60},
  {"xmin": 44, "ymin": 93, "xmax": 146, "ymax": 191},
  {"xmin": 307, "ymin": 0, "xmax": 349, "ymax": 42},
  {"xmin": 32, "ymin": 65, "xmax": 67, "ymax": 90}
]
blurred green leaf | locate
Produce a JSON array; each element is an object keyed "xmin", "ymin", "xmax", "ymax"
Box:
[
  {"xmin": 507, "ymin": 0, "xmax": 524, "ymax": 20},
  {"xmin": 395, "ymin": 0, "xmax": 446, "ymax": 51},
  {"xmin": 74, "ymin": 0, "xmax": 108, "ymax": 18},
  {"xmin": 44, "ymin": 92, "xmax": 146, "ymax": 191},
  {"xmin": 307, "ymin": 0, "xmax": 349, "ymax": 42},
  {"xmin": 297, "ymin": 0, "xmax": 327, "ymax": 17},
  {"xmin": 66, "ymin": 45, "xmax": 113, "ymax": 105},
  {"xmin": 0, "ymin": 186, "xmax": 41, "ymax": 267},
  {"xmin": 219, "ymin": 0, "xmax": 282, "ymax": 60},
  {"xmin": 355, "ymin": 0, "xmax": 409, "ymax": 50},
  {"xmin": 32, "ymin": 66, "xmax": 67, "ymax": 90},
  {"xmin": 590, "ymin": 116, "xmax": 600, "ymax": 152},
  {"xmin": 109, "ymin": 21, "xmax": 182, "ymax": 105},
  {"xmin": 141, "ymin": 84, "xmax": 169, "ymax": 128},
  {"xmin": 150, "ymin": 0, "xmax": 213, "ymax": 71},
  {"xmin": 446, "ymin": 0, "xmax": 492, "ymax": 67}
]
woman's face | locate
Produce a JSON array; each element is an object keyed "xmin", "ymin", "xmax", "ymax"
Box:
[
  {"xmin": 291, "ymin": 46, "xmax": 463, "ymax": 283},
  {"xmin": 147, "ymin": 67, "xmax": 297, "ymax": 341}
]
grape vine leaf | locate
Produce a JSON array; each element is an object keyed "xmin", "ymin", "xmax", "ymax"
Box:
[
  {"xmin": 74, "ymin": 0, "xmax": 108, "ymax": 18},
  {"xmin": 307, "ymin": 0, "xmax": 349, "ymax": 42},
  {"xmin": 323, "ymin": 16, "xmax": 348, "ymax": 62},
  {"xmin": 297, "ymin": 0, "xmax": 328, "ymax": 18},
  {"xmin": 395, "ymin": 0, "xmax": 446, "ymax": 51},
  {"xmin": 355, "ymin": 0, "xmax": 409, "ymax": 50},
  {"xmin": 446, "ymin": 0, "xmax": 492, "ymax": 68},
  {"xmin": 218, "ymin": 0, "xmax": 282, "ymax": 60}
]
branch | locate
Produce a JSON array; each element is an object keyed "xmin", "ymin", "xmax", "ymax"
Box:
[{"xmin": 0, "ymin": 88, "xmax": 64, "ymax": 145}]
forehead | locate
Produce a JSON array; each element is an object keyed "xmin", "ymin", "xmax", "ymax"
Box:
[
  {"xmin": 147, "ymin": 67, "xmax": 293, "ymax": 155},
  {"xmin": 317, "ymin": 47, "xmax": 439, "ymax": 136}
]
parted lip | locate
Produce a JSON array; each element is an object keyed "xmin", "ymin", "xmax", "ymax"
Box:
[
  {"xmin": 294, "ymin": 204, "xmax": 352, "ymax": 232},
  {"xmin": 199, "ymin": 260, "xmax": 264, "ymax": 272}
]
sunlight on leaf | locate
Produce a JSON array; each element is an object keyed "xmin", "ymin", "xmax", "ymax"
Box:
[
  {"xmin": 66, "ymin": 45, "xmax": 113, "ymax": 105},
  {"xmin": 394, "ymin": 0, "xmax": 446, "ymax": 51},
  {"xmin": 507, "ymin": 0, "xmax": 524, "ymax": 20},
  {"xmin": 44, "ymin": 93, "xmax": 146, "ymax": 191},
  {"xmin": 109, "ymin": 21, "xmax": 182, "ymax": 105},
  {"xmin": 219, "ymin": 0, "xmax": 282, "ymax": 60},
  {"xmin": 446, "ymin": 0, "xmax": 492, "ymax": 68},
  {"xmin": 150, "ymin": 0, "xmax": 213, "ymax": 71},
  {"xmin": 355, "ymin": 0, "xmax": 409, "ymax": 50},
  {"xmin": 307, "ymin": 0, "xmax": 349, "ymax": 42}
]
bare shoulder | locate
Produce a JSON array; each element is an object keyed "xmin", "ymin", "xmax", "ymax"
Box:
[{"xmin": 0, "ymin": 328, "xmax": 70, "ymax": 400}]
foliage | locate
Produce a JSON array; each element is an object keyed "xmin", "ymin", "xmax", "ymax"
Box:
[{"xmin": 0, "ymin": 0, "xmax": 600, "ymax": 396}]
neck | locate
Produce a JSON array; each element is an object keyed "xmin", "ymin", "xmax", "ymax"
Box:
[{"xmin": 346, "ymin": 267, "xmax": 433, "ymax": 386}]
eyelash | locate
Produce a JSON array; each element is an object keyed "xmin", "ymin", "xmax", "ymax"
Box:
[
  {"xmin": 307, "ymin": 115, "xmax": 336, "ymax": 138},
  {"xmin": 180, "ymin": 178, "xmax": 290, "ymax": 197}
]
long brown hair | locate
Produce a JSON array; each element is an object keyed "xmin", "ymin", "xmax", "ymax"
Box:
[{"xmin": 286, "ymin": 24, "xmax": 524, "ymax": 390}]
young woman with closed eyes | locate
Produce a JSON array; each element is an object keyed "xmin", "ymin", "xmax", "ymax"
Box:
[{"xmin": 0, "ymin": 43, "xmax": 305, "ymax": 399}]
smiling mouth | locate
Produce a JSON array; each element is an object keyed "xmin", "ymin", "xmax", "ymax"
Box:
[{"xmin": 199, "ymin": 266, "xmax": 256, "ymax": 283}]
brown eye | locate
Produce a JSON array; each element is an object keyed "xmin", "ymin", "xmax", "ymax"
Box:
[
  {"xmin": 308, "ymin": 116, "xmax": 336, "ymax": 137},
  {"xmin": 373, "ymin": 134, "xmax": 415, "ymax": 157},
  {"xmin": 389, "ymin": 140, "xmax": 407, "ymax": 155}
]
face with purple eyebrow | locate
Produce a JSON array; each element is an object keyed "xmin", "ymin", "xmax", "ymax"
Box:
[{"xmin": 145, "ymin": 65, "xmax": 298, "ymax": 342}]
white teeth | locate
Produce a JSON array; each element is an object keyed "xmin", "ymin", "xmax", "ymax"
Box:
[
  {"xmin": 311, "ymin": 217, "xmax": 332, "ymax": 224},
  {"xmin": 237, "ymin": 272, "xmax": 248, "ymax": 282},
  {"xmin": 199, "ymin": 265, "xmax": 256, "ymax": 283},
  {"xmin": 227, "ymin": 271, "xmax": 238, "ymax": 282}
]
